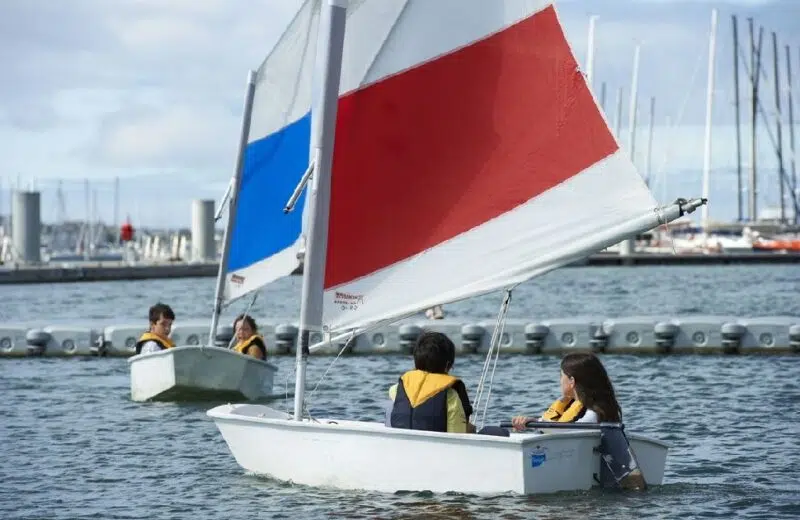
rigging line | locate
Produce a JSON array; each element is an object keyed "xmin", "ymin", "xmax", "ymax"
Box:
[
  {"xmin": 476, "ymin": 290, "xmax": 513, "ymax": 431},
  {"xmin": 301, "ymin": 313, "xmax": 417, "ymax": 420},
  {"xmin": 473, "ymin": 284, "xmax": 517, "ymax": 429},
  {"xmin": 229, "ymin": 291, "xmax": 260, "ymax": 349},
  {"xmin": 652, "ymin": 49, "xmax": 705, "ymax": 200},
  {"xmin": 303, "ymin": 330, "xmax": 357, "ymax": 423},
  {"xmin": 473, "ymin": 286, "xmax": 515, "ymax": 402},
  {"xmin": 201, "ymin": 290, "xmax": 260, "ymax": 358}
]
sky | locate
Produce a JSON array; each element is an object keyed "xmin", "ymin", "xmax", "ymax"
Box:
[{"xmin": 0, "ymin": 0, "xmax": 799, "ymax": 228}]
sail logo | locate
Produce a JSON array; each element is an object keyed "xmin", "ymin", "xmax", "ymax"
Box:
[
  {"xmin": 230, "ymin": 274, "xmax": 245, "ymax": 286},
  {"xmin": 530, "ymin": 446, "xmax": 547, "ymax": 468},
  {"xmin": 334, "ymin": 291, "xmax": 364, "ymax": 311}
]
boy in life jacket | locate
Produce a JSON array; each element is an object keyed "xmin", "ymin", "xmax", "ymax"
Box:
[
  {"xmin": 388, "ymin": 331, "xmax": 476, "ymax": 434},
  {"xmin": 135, "ymin": 302, "xmax": 176, "ymax": 355}
]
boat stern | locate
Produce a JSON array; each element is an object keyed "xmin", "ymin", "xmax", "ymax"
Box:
[
  {"xmin": 627, "ymin": 434, "xmax": 670, "ymax": 486},
  {"xmin": 517, "ymin": 432, "xmax": 602, "ymax": 494}
]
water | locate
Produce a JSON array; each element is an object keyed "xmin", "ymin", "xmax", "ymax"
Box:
[
  {"xmin": 2, "ymin": 265, "xmax": 799, "ymax": 324},
  {"xmin": 1, "ymin": 265, "xmax": 799, "ymax": 519}
]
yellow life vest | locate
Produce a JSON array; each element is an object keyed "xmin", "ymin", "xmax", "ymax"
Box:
[
  {"xmin": 135, "ymin": 332, "xmax": 175, "ymax": 354},
  {"xmin": 389, "ymin": 370, "xmax": 472, "ymax": 432},
  {"xmin": 541, "ymin": 398, "xmax": 586, "ymax": 422},
  {"xmin": 233, "ymin": 334, "xmax": 267, "ymax": 359}
]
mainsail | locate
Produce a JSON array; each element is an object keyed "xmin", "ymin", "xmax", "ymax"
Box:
[{"xmin": 317, "ymin": 0, "xmax": 663, "ymax": 332}]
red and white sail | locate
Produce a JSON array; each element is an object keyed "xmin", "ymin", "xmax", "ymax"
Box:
[{"xmin": 309, "ymin": 0, "xmax": 659, "ymax": 332}]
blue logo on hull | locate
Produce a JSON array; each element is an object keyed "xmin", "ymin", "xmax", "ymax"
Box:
[{"xmin": 530, "ymin": 447, "xmax": 547, "ymax": 468}]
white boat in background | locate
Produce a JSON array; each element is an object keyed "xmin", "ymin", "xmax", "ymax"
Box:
[
  {"xmin": 129, "ymin": 63, "xmax": 302, "ymax": 402},
  {"xmin": 130, "ymin": 346, "xmax": 277, "ymax": 402},
  {"xmin": 208, "ymin": 0, "xmax": 704, "ymax": 494},
  {"xmin": 705, "ymin": 232, "xmax": 755, "ymax": 253}
]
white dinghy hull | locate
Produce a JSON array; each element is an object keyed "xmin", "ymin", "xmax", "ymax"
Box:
[
  {"xmin": 207, "ymin": 403, "xmax": 668, "ymax": 495},
  {"xmin": 129, "ymin": 346, "xmax": 278, "ymax": 402}
]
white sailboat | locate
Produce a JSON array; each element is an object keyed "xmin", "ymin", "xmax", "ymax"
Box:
[
  {"xmin": 207, "ymin": 0, "xmax": 706, "ymax": 494},
  {"xmin": 128, "ymin": 58, "xmax": 311, "ymax": 401},
  {"xmin": 128, "ymin": 343, "xmax": 278, "ymax": 402}
]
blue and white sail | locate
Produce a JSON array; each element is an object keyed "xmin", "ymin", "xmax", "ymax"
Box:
[{"xmin": 223, "ymin": 1, "xmax": 321, "ymax": 302}]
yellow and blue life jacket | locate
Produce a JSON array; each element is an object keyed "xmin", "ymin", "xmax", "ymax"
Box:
[
  {"xmin": 390, "ymin": 370, "xmax": 473, "ymax": 433},
  {"xmin": 134, "ymin": 332, "xmax": 175, "ymax": 355}
]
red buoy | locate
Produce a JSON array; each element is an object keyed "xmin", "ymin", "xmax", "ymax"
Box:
[{"xmin": 120, "ymin": 218, "xmax": 134, "ymax": 242}]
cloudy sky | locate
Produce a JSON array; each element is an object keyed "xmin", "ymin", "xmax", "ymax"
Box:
[{"xmin": 1, "ymin": 0, "xmax": 798, "ymax": 228}]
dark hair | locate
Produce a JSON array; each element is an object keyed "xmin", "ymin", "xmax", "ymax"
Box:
[
  {"xmin": 561, "ymin": 352, "xmax": 621, "ymax": 422},
  {"xmin": 148, "ymin": 302, "xmax": 175, "ymax": 324},
  {"xmin": 413, "ymin": 331, "xmax": 455, "ymax": 374},
  {"xmin": 233, "ymin": 314, "xmax": 258, "ymax": 333}
]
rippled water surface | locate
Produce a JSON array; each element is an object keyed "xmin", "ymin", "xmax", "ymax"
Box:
[
  {"xmin": 1, "ymin": 265, "xmax": 799, "ymax": 519},
  {"xmin": 2, "ymin": 265, "xmax": 799, "ymax": 324}
]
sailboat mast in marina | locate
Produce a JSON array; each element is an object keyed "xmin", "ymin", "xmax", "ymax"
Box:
[{"xmin": 207, "ymin": 71, "xmax": 258, "ymax": 345}]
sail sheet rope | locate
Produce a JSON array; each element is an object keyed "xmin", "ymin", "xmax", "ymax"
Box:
[
  {"xmin": 292, "ymin": 287, "xmax": 520, "ymax": 427},
  {"xmin": 203, "ymin": 290, "xmax": 260, "ymax": 358},
  {"xmin": 281, "ymin": 283, "xmax": 521, "ymax": 428},
  {"xmin": 651, "ymin": 49, "xmax": 704, "ymax": 202},
  {"xmin": 473, "ymin": 285, "xmax": 517, "ymax": 431},
  {"xmin": 647, "ymin": 49, "xmax": 703, "ymax": 250},
  {"xmin": 298, "ymin": 310, "xmax": 422, "ymax": 421},
  {"xmin": 301, "ymin": 329, "xmax": 357, "ymax": 422}
]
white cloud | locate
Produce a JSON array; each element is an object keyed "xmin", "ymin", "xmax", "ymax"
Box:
[
  {"xmin": 97, "ymin": 104, "xmax": 240, "ymax": 169},
  {"xmin": 111, "ymin": 16, "xmax": 209, "ymax": 52},
  {"xmin": 0, "ymin": 0, "xmax": 304, "ymax": 173}
]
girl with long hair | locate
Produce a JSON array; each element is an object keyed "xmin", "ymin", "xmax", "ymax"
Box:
[{"xmin": 511, "ymin": 352, "xmax": 621, "ymax": 429}]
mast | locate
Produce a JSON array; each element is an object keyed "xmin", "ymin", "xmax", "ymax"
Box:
[
  {"xmin": 207, "ymin": 70, "xmax": 258, "ymax": 346},
  {"xmin": 92, "ymin": 188, "xmax": 98, "ymax": 248},
  {"xmin": 772, "ymin": 32, "xmax": 785, "ymax": 223},
  {"xmin": 732, "ymin": 15, "xmax": 743, "ymax": 222},
  {"xmin": 748, "ymin": 20, "xmax": 764, "ymax": 221},
  {"xmin": 84, "ymin": 178, "xmax": 90, "ymax": 260},
  {"xmin": 293, "ymin": 0, "xmax": 348, "ymax": 421},
  {"xmin": 585, "ymin": 15, "xmax": 597, "ymax": 88},
  {"xmin": 787, "ymin": 45, "xmax": 798, "ymax": 223},
  {"xmin": 626, "ymin": 44, "xmax": 640, "ymax": 162},
  {"xmin": 614, "ymin": 86, "xmax": 624, "ymax": 138},
  {"xmin": 701, "ymin": 9, "xmax": 717, "ymax": 231},
  {"xmin": 114, "ymin": 176, "xmax": 120, "ymax": 244},
  {"xmin": 620, "ymin": 44, "xmax": 639, "ymax": 256},
  {"xmin": 645, "ymin": 96, "xmax": 655, "ymax": 187},
  {"xmin": 599, "ymin": 81, "xmax": 607, "ymax": 111}
]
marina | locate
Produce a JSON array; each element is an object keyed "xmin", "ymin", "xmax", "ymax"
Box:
[
  {"xmin": 2, "ymin": 249, "xmax": 800, "ymax": 285},
  {"xmin": 0, "ymin": 260, "xmax": 219, "ymax": 284}
]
